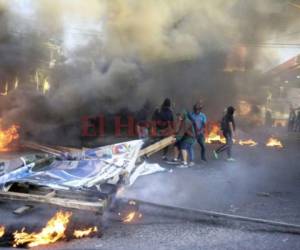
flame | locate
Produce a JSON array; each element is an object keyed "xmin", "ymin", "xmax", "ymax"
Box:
[
  {"xmin": 73, "ymin": 226, "xmax": 98, "ymax": 239},
  {"xmin": 13, "ymin": 211, "xmax": 72, "ymax": 248},
  {"xmin": 206, "ymin": 123, "xmax": 226, "ymax": 144},
  {"xmin": 0, "ymin": 225, "xmax": 5, "ymax": 238},
  {"xmin": 239, "ymin": 139, "xmax": 257, "ymax": 147},
  {"xmin": 0, "ymin": 120, "xmax": 19, "ymax": 152},
  {"xmin": 266, "ymin": 137, "xmax": 283, "ymax": 148},
  {"xmin": 122, "ymin": 212, "xmax": 143, "ymax": 224},
  {"xmin": 43, "ymin": 79, "xmax": 50, "ymax": 95}
]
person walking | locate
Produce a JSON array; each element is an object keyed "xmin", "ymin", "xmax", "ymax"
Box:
[{"xmin": 213, "ymin": 106, "xmax": 236, "ymax": 161}]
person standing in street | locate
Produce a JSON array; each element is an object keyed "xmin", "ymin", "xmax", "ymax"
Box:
[
  {"xmin": 189, "ymin": 102, "xmax": 207, "ymax": 163},
  {"xmin": 213, "ymin": 106, "xmax": 236, "ymax": 161},
  {"xmin": 172, "ymin": 112, "xmax": 195, "ymax": 167},
  {"xmin": 152, "ymin": 98, "xmax": 174, "ymax": 161}
]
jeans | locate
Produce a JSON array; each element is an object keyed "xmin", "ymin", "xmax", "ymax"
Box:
[
  {"xmin": 188, "ymin": 143, "xmax": 194, "ymax": 162},
  {"xmin": 216, "ymin": 132, "xmax": 233, "ymax": 158},
  {"xmin": 181, "ymin": 141, "xmax": 193, "ymax": 162},
  {"xmin": 189, "ymin": 133, "xmax": 206, "ymax": 161}
]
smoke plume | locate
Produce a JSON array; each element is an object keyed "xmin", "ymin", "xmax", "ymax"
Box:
[{"xmin": 0, "ymin": 0, "xmax": 299, "ymax": 145}]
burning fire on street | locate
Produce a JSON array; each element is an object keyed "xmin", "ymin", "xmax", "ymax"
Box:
[
  {"xmin": 117, "ymin": 200, "xmax": 143, "ymax": 224},
  {"xmin": 266, "ymin": 137, "xmax": 284, "ymax": 148},
  {"xmin": 121, "ymin": 211, "xmax": 143, "ymax": 224},
  {"xmin": 205, "ymin": 123, "xmax": 284, "ymax": 148},
  {"xmin": 13, "ymin": 211, "xmax": 72, "ymax": 247},
  {"xmin": 73, "ymin": 226, "xmax": 98, "ymax": 239},
  {"xmin": 0, "ymin": 120, "xmax": 19, "ymax": 152},
  {"xmin": 206, "ymin": 123, "xmax": 226, "ymax": 144},
  {"xmin": 238, "ymin": 139, "xmax": 258, "ymax": 147},
  {"xmin": 206, "ymin": 123, "xmax": 258, "ymax": 147},
  {"xmin": 0, "ymin": 225, "xmax": 5, "ymax": 238},
  {"xmin": 0, "ymin": 211, "xmax": 100, "ymax": 248}
]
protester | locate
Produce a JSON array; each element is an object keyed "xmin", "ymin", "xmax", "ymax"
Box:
[
  {"xmin": 136, "ymin": 102, "xmax": 151, "ymax": 139},
  {"xmin": 172, "ymin": 112, "xmax": 195, "ymax": 167},
  {"xmin": 296, "ymin": 111, "xmax": 300, "ymax": 132},
  {"xmin": 213, "ymin": 106, "xmax": 236, "ymax": 161},
  {"xmin": 151, "ymin": 98, "xmax": 174, "ymax": 160},
  {"xmin": 189, "ymin": 102, "xmax": 207, "ymax": 163},
  {"xmin": 265, "ymin": 109, "xmax": 273, "ymax": 128},
  {"xmin": 288, "ymin": 106, "xmax": 296, "ymax": 132},
  {"xmin": 172, "ymin": 113, "xmax": 185, "ymax": 163}
]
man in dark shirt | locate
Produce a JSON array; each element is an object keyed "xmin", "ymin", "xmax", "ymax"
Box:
[
  {"xmin": 288, "ymin": 106, "xmax": 296, "ymax": 132},
  {"xmin": 296, "ymin": 111, "xmax": 300, "ymax": 132},
  {"xmin": 213, "ymin": 106, "xmax": 236, "ymax": 161}
]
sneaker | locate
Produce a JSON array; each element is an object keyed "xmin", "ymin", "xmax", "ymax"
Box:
[
  {"xmin": 213, "ymin": 150, "xmax": 219, "ymax": 160},
  {"xmin": 226, "ymin": 157, "xmax": 236, "ymax": 162},
  {"xmin": 167, "ymin": 158, "xmax": 180, "ymax": 165},
  {"xmin": 189, "ymin": 161, "xmax": 195, "ymax": 167},
  {"xmin": 162, "ymin": 156, "xmax": 168, "ymax": 161},
  {"xmin": 178, "ymin": 162, "xmax": 188, "ymax": 168}
]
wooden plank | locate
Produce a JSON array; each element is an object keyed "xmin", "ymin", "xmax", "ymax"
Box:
[
  {"xmin": 138, "ymin": 136, "xmax": 175, "ymax": 157},
  {"xmin": 13, "ymin": 205, "xmax": 34, "ymax": 215},
  {"xmin": 22, "ymin": 141, "xmax": 63, "ymax": 156},
  {"xmin": 53, "ymin": 145, "xmax": 82, "ymax": 154},
  {"xmin": 0, "ymin": 191, "xmax": 106, "ymax": 213}
]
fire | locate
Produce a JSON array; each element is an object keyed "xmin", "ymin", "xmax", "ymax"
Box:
[
  {"xmin": 0, "ymin": 226, "xmax": 5, "ymax": 238},
  {"xmin": 0, "ymin": 120, "xmax": 19, "ymax": 152},
  {"xmin": 73, "ymin": 226, "xmax": 98, "ymax": 239},
  {"xmin": 13, "ymin": 211, "xmax": 72, "ymax": 248},
  {"xmin": 239, "ymin": 139, "xmax": 257, "ymax": 147},
  {"xmin": 122, "ymin": 211, "xmax": 143, "ymax": 224},
  {"xmin": 266, "ymin": 137, "xmax": 283, "ymax": 148},
  {"xmin": 206, "ymin": 123, "xmax": 226, "ymax": 144}
]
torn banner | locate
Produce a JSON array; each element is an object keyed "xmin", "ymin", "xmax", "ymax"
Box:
[{"xmin": 0, "ymin": 140, "xmax": 165, "ymax": 191}]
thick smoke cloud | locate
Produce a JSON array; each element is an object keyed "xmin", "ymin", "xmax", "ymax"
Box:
[{"xmin": 0, "ymin": 0, "xmax": 299, "ymax": 145}]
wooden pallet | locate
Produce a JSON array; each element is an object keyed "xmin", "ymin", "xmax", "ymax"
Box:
[{"xmin": 0, "ymin": 185, "xmax": 108, "ymax": 213}]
